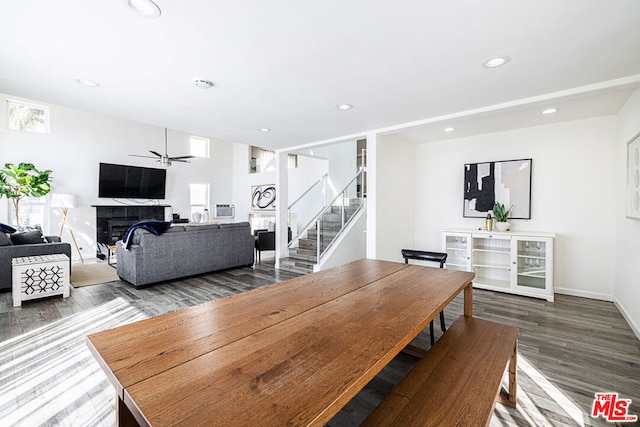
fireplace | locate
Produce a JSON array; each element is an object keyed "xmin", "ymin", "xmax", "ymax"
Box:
[{"xmin": 93, "ymin": 205, "xmax": 169, "ymax": 258}]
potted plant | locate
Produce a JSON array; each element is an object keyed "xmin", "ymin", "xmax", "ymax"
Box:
[
  {"xmin": 0, "ymin": 162, "xmax": 52, "ymax": 227},
  {"xmin": 492, "ymin": 202, "xmax": 512, "ymax": 232}
]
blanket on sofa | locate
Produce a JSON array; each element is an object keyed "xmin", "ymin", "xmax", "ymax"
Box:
[{"xmin": 122, "ymin": 220, "xmax": 172, "ymax": 249}]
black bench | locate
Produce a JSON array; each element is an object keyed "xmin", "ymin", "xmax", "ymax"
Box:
[
  {"xmin": 401, "ymin": 249, "xmax": 448, "ymax": 346},
  {"xmin": 362, "ymin": 316, "xmax": 518, "ymax": 427}
]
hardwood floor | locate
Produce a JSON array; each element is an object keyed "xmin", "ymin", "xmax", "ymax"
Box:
[{"xmin": 1, "ymin": 259, "xmax": 638, "ymax": 426}]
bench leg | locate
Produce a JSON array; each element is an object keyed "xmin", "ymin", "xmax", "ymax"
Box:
[
  {"xmin": 497, "ymin": 339, "xmax": 518, "ymax": 408},
  {"xmin": 464, "ymin": 284, "xmax": 473, "ymax": 316}
]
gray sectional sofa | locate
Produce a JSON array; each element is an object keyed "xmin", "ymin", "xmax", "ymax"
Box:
[{"xmin": 116, "ymin": 222, "xmax": 255, "ymax": 287}]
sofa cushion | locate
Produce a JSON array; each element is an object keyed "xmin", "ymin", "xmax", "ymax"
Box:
[
  {"xmin": 0, "ymin": 223, "xmax": 16, "ymax": 234},
  {"xmin": 219, "ymin": 222, "xmax": 250, "ymax": 229},
  {"xmin": 185, "ymin": 224, "xmax": 220, "ymax": 232},
  {"xmin": 10, "ymin": 230, "xmax": 45, "ymax": 245},
  {"xmin": 0, "ymin": 233, "xmax": 13, "ymax": 246}
]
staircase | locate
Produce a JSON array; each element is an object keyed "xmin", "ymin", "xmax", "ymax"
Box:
[{"xmin": 280, "ymin": 200, "xmax": 361, "ymax": 274}]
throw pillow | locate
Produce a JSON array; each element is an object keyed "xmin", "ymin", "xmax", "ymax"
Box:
[
  {"xmin": 0, "ymin": 222, "xmax": 16, "ymax": 234},
  {"xmin": 0, "ymin": 233, "xmax": 12, "ymax": 246},
  {"xmin": 10, "ymin": 230, "xmax": 45, "ymax": 245},
  {"xmin": 267, "ymin": 221, "xmax": 275, "ymax": 232}
]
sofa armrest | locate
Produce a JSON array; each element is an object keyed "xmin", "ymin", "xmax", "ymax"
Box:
[
  {"xmin": 116, "ymin": 243, "xmax": 144, "ymax": 285},
  {"xmin": 0, "ymin": 242, "xmax": 72, "ymax": 291}
]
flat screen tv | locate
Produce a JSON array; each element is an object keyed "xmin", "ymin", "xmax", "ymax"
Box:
[{"xmin": 98, "ymin": 163, "xmax": 167, "ymax": 199}]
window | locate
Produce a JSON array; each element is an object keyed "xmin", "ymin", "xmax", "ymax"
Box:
[
  {"xmin": 249, "ymin": 146, "xmax": 298, "ymax": 173},
  {"xmin": 9, "ymin": 196, "xmax": 48, "ymax": 230},
  {"xmin": 7, "ymin": 99, "xmax": 50, "ymax": 134},
  {"xmin": 189, "ymin": 183, "xmax": 210, "ymax": 219},
  {"xmin": 190, "ymin": 136, "xmax": 210, "ymax": 158}
]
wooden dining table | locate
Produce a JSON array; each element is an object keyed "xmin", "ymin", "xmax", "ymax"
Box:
[{"xmin": 86, "ymin": 258, "xmax": 475, "ymax": 426}]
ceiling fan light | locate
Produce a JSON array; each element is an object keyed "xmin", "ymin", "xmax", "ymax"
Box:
[{"xmin": 194, "ymin": 79, "xmax": 214, "ymax": 89}]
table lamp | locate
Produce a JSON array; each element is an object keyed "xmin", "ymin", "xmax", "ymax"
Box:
[{"xmin": 51, "ymin": 193, "xmax": 83, "ymax": 262}]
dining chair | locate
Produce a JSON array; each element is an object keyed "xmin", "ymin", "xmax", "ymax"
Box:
[{"xmin": 401, "ymin": 249, "xmax": 448, "ymax": 346}]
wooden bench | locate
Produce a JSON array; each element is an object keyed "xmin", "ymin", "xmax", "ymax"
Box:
[{"xmin": 362, "ymin": 316, "xmax": 518, "ymax": 427}]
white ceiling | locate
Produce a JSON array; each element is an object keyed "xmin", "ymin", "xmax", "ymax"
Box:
[{"xmin": 1, "ymin": 0, "xmax": 640, "ymax": 150}]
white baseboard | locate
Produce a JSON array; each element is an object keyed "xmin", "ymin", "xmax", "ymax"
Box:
[
  {"xmin": 554, "ymin": 287, "xmax": 614, "ymax": 302},
  {"xmin": 614, "ymin": 297, "xmax": 640, "ymax": 341}
]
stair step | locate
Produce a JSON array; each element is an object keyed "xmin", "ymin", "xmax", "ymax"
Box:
[
  {"xmin": 330, "ymin": 206, "xmax": 359, "ymax": 215},
  {"xmin": 288, "ymin": 248, "xmax": 318, "ymax": 262},
  {"xmin": 306, "ymin": 230, "xmax": 339, "ymax": 241},
  {"xmin": 298, "ymin": 236, "xmax": 335, "ymax": 250},
  {"xmin": 279, "ymin": 257, "xmax": 314, "ymax": 274}
]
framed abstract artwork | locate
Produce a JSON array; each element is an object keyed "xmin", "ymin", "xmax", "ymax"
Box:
[
  {"xmin": 463, "ymin": 158, "xmax": 532, "ymax": 219},
  {"xmin": 251, "ymin": 184, "xmax": 276, "ymax": 210},
  {"xmin": 627, "ymin": 132, "xmax": 640, "ymax": 220}
]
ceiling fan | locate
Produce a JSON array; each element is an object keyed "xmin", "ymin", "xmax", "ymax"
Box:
[{"xmin": 130, "ymin": 128, "xmax": 195, "ymax": 167}]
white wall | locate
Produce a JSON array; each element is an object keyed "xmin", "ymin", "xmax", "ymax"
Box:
[
  {"xmin": 295, "ymin": 140, "xmax": 358, "ymax": 200},
  {"xmin": 374, "ymin": 134, "xmax": 416, "ymax": 262},
  {"xmin": 615, "ymin": 88, "xmax": 640, "ymax": 338},
  {"xmin": 374, "ymin": 116, "xmax": 618, "ymax": 299},
  {"xmin": 0, "ymin": 93, "xmax": 234, "ymax": 260}
]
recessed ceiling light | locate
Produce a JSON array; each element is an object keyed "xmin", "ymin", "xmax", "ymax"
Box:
[
  {"xmin": 127, "ymin": 0, "xmax": 161, "ymax": 17},
  {"xmin": 542, "ymin": 108, "xmax": 558, "ymax": 115},
  {"xmin": 75, "ymin": 79, "xmax": 100, "ymax": 88},
  {"xmin": 259, "ymin": 128, "xmax": 271, "ymax": 132},
  {"xmin": 337, "ymin": 104, "xmax": 353, "ymax": 110},
  {"xmin": 444, "ymin": 127, "xmax": 455, "ymax": 132},
  {"xmin": 482, "ymin": 56, "xmax": 510, "ymax": 68},
  {"xmin": 194, "ymin": 79, "xmax": 214, "ymax": 89}
]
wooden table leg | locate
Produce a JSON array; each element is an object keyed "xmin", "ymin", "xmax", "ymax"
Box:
[
  {"xmin": 463, "ymin": 283, "xmax": 473, "ymax": 317},
  {"xmin": 498, "ymin": 339, "xmax": 518, "ymax": 408},
  {"xmin": 507, "ymin": 340, "xmax": 518, "ymax": 407},
  {"xmin": 116, "ymin": 393, "xmax": 139, "ymax": 427}
]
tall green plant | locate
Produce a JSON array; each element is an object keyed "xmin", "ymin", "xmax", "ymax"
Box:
[
  {"xmin": 492, "ymin": 202, "xmax": 512, "ymax": 222},
  {"xmin": 0, "ymin": 163, "xmax": 52, "ymax": 226}
]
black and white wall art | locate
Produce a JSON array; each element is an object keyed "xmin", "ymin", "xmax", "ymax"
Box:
[
  {"xmin": 463, "ymin": 158, "xmax": 532, "ymax": 219},
  {"xmin": 251, "ymin": 184, "xmax": 276, "ymax": 210}
]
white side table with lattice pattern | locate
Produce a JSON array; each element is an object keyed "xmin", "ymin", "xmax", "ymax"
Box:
[{"xmin": 12, "ymin": 254, "xmax": 70, "ymax": 307}]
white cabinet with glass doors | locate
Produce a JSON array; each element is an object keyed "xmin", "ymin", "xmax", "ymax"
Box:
[
  {"xmin": 442, "ymin": 232, "xmax": 472, "ymax": 272},
  {"xmin": 442, "ymin": 229, "xmax": 555, "ymax": 301}
]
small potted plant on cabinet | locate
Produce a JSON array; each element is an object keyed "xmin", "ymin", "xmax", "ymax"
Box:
[{"xmin": 492, "ymin": 202, "xmax": 512, "ymax": 232}]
